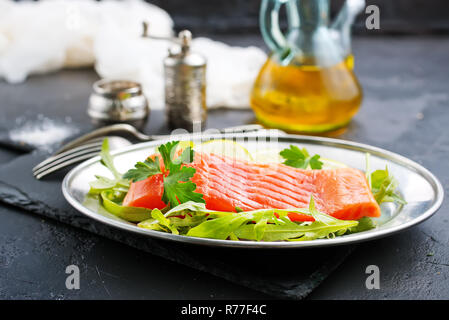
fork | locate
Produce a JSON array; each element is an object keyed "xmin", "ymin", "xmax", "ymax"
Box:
[{"xmin": 32, "ymin": 124, "xmax": 264, "ymax": 179}]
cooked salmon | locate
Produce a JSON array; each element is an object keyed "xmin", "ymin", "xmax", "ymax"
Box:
[{"xmin": 123, "ymin": 152, "xmax": 381, "ymax": 221}]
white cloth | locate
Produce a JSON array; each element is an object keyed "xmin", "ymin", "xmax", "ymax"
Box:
[{"xmin": 0, "ymin": 0, "xmax": 267, "ymax": 109}]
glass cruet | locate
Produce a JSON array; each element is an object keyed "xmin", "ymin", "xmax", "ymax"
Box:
[{"xmin": 251, "ymin": 0, "xmax": 365, "ymax": 133}]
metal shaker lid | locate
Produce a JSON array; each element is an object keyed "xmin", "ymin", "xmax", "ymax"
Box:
[
  {"xmin": 164, "ymin": 30, "xmax": 206, "ymax": 67},
  {"xmin": 88, "ymin": 79, "xmax": 149, "ymax": 122}
]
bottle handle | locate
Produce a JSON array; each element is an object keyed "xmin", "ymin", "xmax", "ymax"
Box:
[
  {"xmin": 331, "ymin": 0, "xmax": 365, "ymax": 56},
  {"xmin": 260, "ymin": 0, "xmax": 289, "ymax": 52}
]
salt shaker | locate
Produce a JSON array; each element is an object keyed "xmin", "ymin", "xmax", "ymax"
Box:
[
  {"xmin": 87, "ymin": 79, "xmax": 149, "ymax": 130},
  {"xmin": 164, "ymin": 31, "xmax": 207, "ymax": 131}
]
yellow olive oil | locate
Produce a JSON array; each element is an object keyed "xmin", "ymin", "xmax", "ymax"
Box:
[{"xmin": 250, "ymin": 55, "xmax": 362, "ymax": 133}]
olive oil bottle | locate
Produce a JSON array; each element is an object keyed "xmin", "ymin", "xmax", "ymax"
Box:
[
  {"xmin": 253, "ymin": 0, "xmax": 364, "ymax": 133},
  {"xmin": 251, "ymin": 55, "xmax": 362, "ymax": 133}
]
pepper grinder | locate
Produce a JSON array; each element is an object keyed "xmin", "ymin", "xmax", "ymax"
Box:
[{"xmin": 142, "ymin": 22, "xmax": 207, "ymax": 131}]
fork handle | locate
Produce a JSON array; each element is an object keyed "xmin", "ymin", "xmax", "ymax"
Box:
[{"xmin": 54, "ymin": 124, "xmax": 264, "ymax": 155}]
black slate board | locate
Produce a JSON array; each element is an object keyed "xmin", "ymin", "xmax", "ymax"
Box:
[{"xmin": 0, "ymin": 149, "xmax": 354, "ymax": 299}]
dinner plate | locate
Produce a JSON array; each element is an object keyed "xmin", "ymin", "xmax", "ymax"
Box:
[{"xmin": 62, "ymin": 132, "xmax": 444, "ymax": 248}]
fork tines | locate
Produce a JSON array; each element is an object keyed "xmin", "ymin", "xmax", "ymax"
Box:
[{"xmin": 32, "ymin": 140, "xmax": 104, "ymax": 179}]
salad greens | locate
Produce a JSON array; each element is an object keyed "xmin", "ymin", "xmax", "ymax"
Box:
[
  {"xmin": 87, "ymin": 138, "xmax": 407, "ymax": 242},
  {"xmin": 371, "ymin": 168, "xmax": 406, "ymax": 205},
  {"xmin": 138, "ymin": 197, "xmax": 358, "ymax": 241},
  {"xmin": 101, "ymin": 190, "xmax": 152, "ymax": 222},
  {"xmin": 88, "ymin": 139, "xmax": 129, "ymax": 194},
  {"xmin": 365, "ymin": 153, "xmax": 406, "ymax": 205}
]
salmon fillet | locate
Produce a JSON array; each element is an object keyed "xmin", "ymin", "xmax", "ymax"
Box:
[{"xmin": 123, "ymin": 152, "xmax": 381, "ymax": 221}]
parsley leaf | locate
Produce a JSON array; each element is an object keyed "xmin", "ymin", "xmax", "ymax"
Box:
[
  {"xmin": 280, "ymin": 145, "xmax": 323, "ymax": 169},
  {"xmin": 158, "ymin": 141, "xmax": 180, "ymax": 169},
  {"xmin": 123, "ymin": 157, "xmax": 161, "ymax": 182},
  {"xmin": 159, "ymin": 142, "xmax": 204, "ymax": 208},
  {"xmin": 122, "ymin": 140, "xmax": 204, "ymax": 208},
  {"xmin": 122, "ymin": 142, "xmax": 193, "ymax": 183},
  {"xmin": 162, "ymin": 165, "xmax": 204, "ymax": 207}
]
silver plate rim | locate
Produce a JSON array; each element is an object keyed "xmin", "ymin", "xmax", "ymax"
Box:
[{"xmin": 62, "ymin": 133, "xmax": 444, "ymax": 249}]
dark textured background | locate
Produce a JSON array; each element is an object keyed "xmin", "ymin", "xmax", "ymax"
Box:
[
  {"xmin": 1, "ymin": 35, "xmax": 449, "ymax": 299},
  {"xmin": 15, "ymin": 0, "xmax": 449, "ymax": 34},
  {"xmin": 2, "ymin": 0, "xmax": 449, "ymax": 300},
  {"xmin": 147, "ymin": 0, "xmax": 449, "ymax": 34}
]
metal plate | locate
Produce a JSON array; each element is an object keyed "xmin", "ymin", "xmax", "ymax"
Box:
[{"xmin": 62, "ymin": 133, "xmax": 444, "ymax": 248}]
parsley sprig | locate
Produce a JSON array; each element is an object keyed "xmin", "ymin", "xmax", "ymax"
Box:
[
  {"xmin": 122, "ymin": 157, "xmax": 161, "ymax": 182},
  {"xmin": 123, "ymin": 141, "xmax": 204, "ymax": 208},
  {"xmin": 280, "ymin": 145, "xmax": 323, "ymax": 169}
]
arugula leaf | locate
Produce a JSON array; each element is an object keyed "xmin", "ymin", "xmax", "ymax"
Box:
[
  {"xmin": 137, "ymin": 218, "xmax": 165, "ymax": 232},
  {"xmin": 169, "ymin": 214, "xmax": 208, "ymax": 229},
  {"xmin": 122, "ymin": 157, "xmax": 161, "ymax": 182},
  {"xmin": 365, "ymin": 153, "xmax": 372, "ymax": 185},
  {"xmin": 136, "ymin": 198, "xmax": 358, "ymax": 242},
  {"xmin": 235, "ymin": 219, "xmax": 357, "ymax": 242},
  {"xmin": 365, "ymin": 153, "xmax": 405, "ymax": 206},
  {"xmin": 229, "ymin": 232, "xmax": 240, "ymax": 241},
  {"xmin": 234, "ymin": 197, "xmax": 358, "ymax": 241},
  {"xmin": 187, "ymin": 214, "xmax": 249, "ymax": 240},
  {"xmin": 139, "ymin": 202, "xmax": 209, "ymax": 233},
  {"xmin": 89, "ymin": 138, "xmax": 129, "ymax": 195},
  {"xmin": 158, "ymin": 197, "xmax": 358, "ymax": 242},
  {"xmin": 371, "ymin": 167, "xmax": 406, "ymax": 205},
  {"xmin": 347, "ymin": 217, "xmax": 376, "ymax": 234},
  {"xmin": 89, "ymin": 175, "xmax": 116, "ymax": 191},
  {"xmin": 100, "ymin": 139, "xmax": 121, "ymax": 179},
  {"xmin": 280, "ymin": 145, "xmax": 323, "ymax": 169},
  {"xmin": 100, "ymin": 191, "xmax": 152, "ymax": 222},
  {"xmin": 253, "ymin": 218, "xmax": 268, "ymax": 241},
  {"xmin": 151, "ymin": 209, "xmax": 179, "ymax": 235},
  {"xmin": 164, "ymin": 201, "xmax": 208, "ymax": 216}
]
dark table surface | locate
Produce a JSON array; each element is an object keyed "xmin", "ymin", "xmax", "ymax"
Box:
[{"xmin": 1, "ymin": 35, "xmax": 449, "ymax": 299}]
